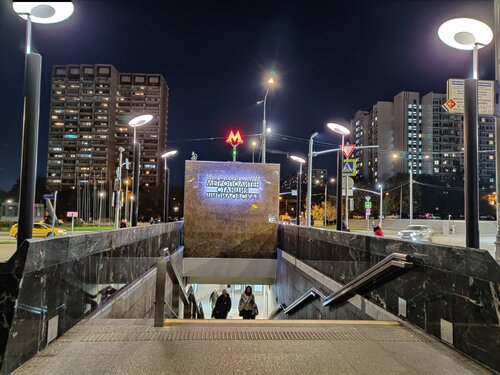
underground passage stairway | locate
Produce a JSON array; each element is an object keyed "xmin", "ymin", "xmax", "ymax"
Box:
[{"xmin": 13, "ymin": 318, "xmax": 489, "ymax": 374}]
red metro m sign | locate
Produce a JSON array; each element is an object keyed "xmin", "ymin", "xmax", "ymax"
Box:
[
  {"xmin": 226, "ymin": 130, "xmax": 244, "ymax": 162},
  {"xmin": 226, "ymin": 130, "xmax": 244, "ymax": 146}
]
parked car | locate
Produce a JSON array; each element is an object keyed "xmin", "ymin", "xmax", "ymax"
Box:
[
  {"xmin": 479, "ymin": 215, "xmax": 496, "ymax": 221},
  {"xmin": 398, "ymin": 225, "xmax": 433, "ymax": 242},
  {"xmin": 9, "ymin": 222, "xmax": 67, "ymax": 238}
]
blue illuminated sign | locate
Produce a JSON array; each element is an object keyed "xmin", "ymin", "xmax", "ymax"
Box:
[{"xmin": 204, "ymin": 174, "xmax": 261, "ymax": 200}]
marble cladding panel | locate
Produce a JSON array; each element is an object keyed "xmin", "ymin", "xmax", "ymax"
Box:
[
  {"xmin": 0, "ymin": 222, "xmax": 183, "ymax": 375},
  {"xmin": 275, "ymin": 252, "xmax": 372, "ymax": 320},
  {"xmin": 184, "ymin": 161, "xmax": 280, "ymax": 258},
  {"xmin": 279, "ymin": 224, "xmax": 500, "ymax": 372}
]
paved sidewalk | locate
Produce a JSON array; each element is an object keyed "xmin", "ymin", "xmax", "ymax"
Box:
[{"xmin": 13, "ymin": 319, "xmax": 490, "ymax": 375}]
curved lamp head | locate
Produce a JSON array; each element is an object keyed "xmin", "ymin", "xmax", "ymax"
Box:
[
  {"xmin": 161, "ymin": 150, "xmax": 178, "ymax": 159},
  {"xmin": 129, "ymin": 114, "xmax": 153, "ymax": 127},
  {"xmin": 13, "ymin": 1, "xmax": 74, "ymax": 24},
  {"xmin": 438, "ymin": 18, "xmax": 493, "ymax": 50},
  {"xmin": 290, "ymin": 155, "xmax": 306, "ymax": 164},
  {"xmin": 327, "ymin": 122, "xmax": 350, "ymax": 136}
]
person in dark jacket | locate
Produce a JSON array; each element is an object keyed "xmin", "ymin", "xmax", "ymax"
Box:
[{"xmin": 212, "ymin": 289, "xmax": 231, "ymax": 319}]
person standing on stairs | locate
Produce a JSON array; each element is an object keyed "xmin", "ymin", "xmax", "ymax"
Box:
[{"xmin": 238, "ymin": 285, "xmax": 258, "ymax": 319}]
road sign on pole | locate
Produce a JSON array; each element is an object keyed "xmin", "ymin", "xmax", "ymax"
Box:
[
  {"xmin": 342, "ymin": 144, "xmax": 355, "ymax": 159},
  {"xmin": 342, "ymin": 159, "xmax": 356, "ymax": 176},
  {"xmin": 43, "ymin": 194, "xmax": 55, "ymax": 200},
  {"xmin": 446, "ymin": 79, "xmax": 495, "ymax": 115},
  {"xmin": 365, "ymin": 208, "xmax": 371, "ymax": 216},
  {"xmin": 364, "ymin": 201, "xmax": 372, "ymax": 209}
]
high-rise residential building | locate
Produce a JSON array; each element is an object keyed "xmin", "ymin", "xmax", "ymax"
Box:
[
  {"xmin": 46, "ymin": 64, "xmax": 169, "ymax": 194},
  {"xmin": 352, "ymin": 89, "xmax": 495, "ymax": 188},
  {"xmin": 393, "ymin": 91, "xmax": 422, "ymax": 176},
  {"xmin": 421, "ymin": 92, "xmax": 495, "ymax": 188}
]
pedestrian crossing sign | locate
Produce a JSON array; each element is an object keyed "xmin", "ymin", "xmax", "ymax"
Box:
[{"xmin": 342, "ymin": 159, "xmax": 356, "ymax": 176}]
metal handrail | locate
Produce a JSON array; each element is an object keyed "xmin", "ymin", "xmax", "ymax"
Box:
[
  {"xmin": 283, "ymin": 288, "xmax": 328, "ymax": 314},
  {"xmin": 322, "ymin": 252, "xmax": 412, "ymax": 306},
  {"xmin": 280, "ymin": 253, "xmax": 413, "ymax": 315},
  {"xmin": 267, "ymin": 304, "xmax": 285, "ymax": 319},
  {"xmin": 154, "ymin": 247, "xmax": 203, "ymax": 326}
]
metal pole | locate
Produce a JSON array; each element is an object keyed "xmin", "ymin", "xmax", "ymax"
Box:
[
  {"xmin": 132, "ymin": 138, "xmax": 141, "ymax": 227},
  {"xmin": 98, "ymin": 194, "xmax": 102, "ymax": 227},
  {"xmin": 262, "ymin": 85, "xmax": 270, "ymax": 164},
  {"xmin": 336, "ymin": 135, "xmax": 344, "ymax": 230},
  {"xmin": 163, "ymin": 162, "xmax": 170, "ymax": 223},
  {"xmin": 494, "ymin": 0, "xmax": 500, "ymax": 261},
  {"xmin": 17, "ymin": 50, "xmax": 42, "ymax": 249},
  {"xmin": 124, "ymin": 181, "xmax": 129, "ymax": 224},
  {"xmin": 51, "ymin": 191, "xmax": 58, "ymax": 235},
  {"xmin": 409, "ymin": 157, "xmax": 413, "ymax": 224},
  {"xmin": 324, "ymin": 184, "xmax": 327, "ymax": 227},
  {"xmin": 306, "ymin": 133, "xmax": 317, "ymax": 227},
  {"xmin": 399, "ymin": 185, "xmax": 402, "ymax": 219},
  {"xmin": 296, "ymin": 163, "xmax": 302, "ymax": 226},
  {"xmin": 232, "ymin": 145, "xmax": 236, "ymax": 162},
  {"xmin": 473, "ymin": 43, "xmax": 479, "ymax": 80},
  {"xmin": 379, "ymin": 186, "xmax": 383, "ymax": 226},
  {"xmin": 345, "ymin": 176, "xmax": 349, "ymax": 229},
  {"xmin": 114, "ymin": 148, "xmax": 123, "ymax": 228},
  {"xmin": 464, "ymin": 78, "xmax": 480, "ymax": 248},
  {"xmin": 252, "ymin": 147, "xmax": 255, "ymax": 163}
]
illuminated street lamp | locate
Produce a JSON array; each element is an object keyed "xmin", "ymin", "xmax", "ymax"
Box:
[
  {"xmin": 438, "ymin": 18, "xmax": 492, "ymax": 248},
  {"xmin": 258, "ymin": 77, "xmax": 275, "ymax": 163},
  {"xmin": 327, "ymin": 122, "xmax": 350, "ymax": 231},
  {"xmin": 290, "ymin": 155, "xmax": 306, "ymax": 226},
  {"xmin": 98, "ymin": 191, "xmax": 104, "ymax": 227},
  {"xmin": 161, "ymin": 150, "xmax": 178, "ymax": 222},
  {"xmin": 12, "ymin": 1, "xmax": 74, "ymax": 249},
  {"xmin": 129, "ymin": 114, "xmax": 153, "ymax": 226},
  {"xmin": 306, "ymin": 132, "xmax": 319, "ymax": 227},
  {"xmin": 316, "ymin": 177, "xmax": 335, "ymax": 227},
  {"xmin": 251, "ymin": 140, "xmax": 258, "ymax": 163},
  {"xmin": 124, "ymin": 178, "xmax": 130, "ymax": 225}
]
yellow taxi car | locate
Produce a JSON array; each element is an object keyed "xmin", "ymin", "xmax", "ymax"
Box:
[{"xmin": 9, "ymin": 222, "xmax": 67, "ymax": 238}]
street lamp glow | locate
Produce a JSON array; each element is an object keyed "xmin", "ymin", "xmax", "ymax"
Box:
[
  {"xmin": 268, "ymin": 78, "xmax": 274, "ymax": 84},
  {"xmin": 266, "ymin": 127, "xmax": 272, "ymax": 133},
  {"xmin": 326, "ymin": 122, "xmax": 350, "ymax": 136},
  {"xmin": 252, "ymin": 140, "xmax": 257, "ymax": 147},
  {"xmin": 438, "ymin": 18, "xmax": 493, "ymax": 50},
  {"xmin": 128, "ymin": 114, "xmax": 153, "ymax": 127},
  {"xmin": 13, "ymin": 1, "xmax": 74, "ymax": 24},
  {"xmin": 290, "ymin": 155, "xmax": 306, "ymax": 164},
  {"xmin": 161, "ymin": 150, "xmax": 178, "ymax": 159}
]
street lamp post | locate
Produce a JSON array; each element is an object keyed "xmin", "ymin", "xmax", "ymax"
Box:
[
  {"xmin": 251, "ymin": 140, "xmax": 257, "ymax": 163},
  {"xmin": 128, "ymin": 114, "xmax": 153, "ymax": 227},
  {"xmin": 114, "ymin": 147, "xmax": 125, "ymax": 228},
  {"xmin": 12, "ymin": 1, "xmax": 74, "ymax": 249},
  {"xmin": 98, "ymin": 192, "xmax": 104, "ymax": 227},
  {"xmin": 393, "ymin": 153, "xmax": 413, "ymax": 222},
  {"xmin": 378, "ymin": 184, "xmax": 383, "ymax": 226},
  {"xmin": 259, "ymin": 78, "xmax": 274, "ymax": 164},
  {"xmin": 438, "ymin": 18, "xmax": 493, "ymax": 248},
  {"xmin": 306, "ymin": 132, "xmax": 318, "ymax": 227},
  {"xmin": 161, "ymin": 150, "xmax": 178, "ymax": 223},
  {"xmin": 124, "ymin": 179, "xmax": 129, "ymax": 225},
  {"xmin": 327, "ymin": 123, "xmax": 351, "ymax": 231},
  {"xmin": 291, "ymin": 155, "xmax": 306, "ymax": 226}
]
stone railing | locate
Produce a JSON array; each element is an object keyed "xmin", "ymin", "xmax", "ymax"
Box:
[
  {"xmin": 278, "ymin": 225, "xmax": 500, "ymax": 372},
  {"xmin": 0, "ymin": 222, "xmax": 183, "ymax": 375}
]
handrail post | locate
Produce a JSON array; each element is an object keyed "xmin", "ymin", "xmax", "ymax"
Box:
[{"xmin": 154, "ymin": 257, "xmax": 167, "ymax": 327}]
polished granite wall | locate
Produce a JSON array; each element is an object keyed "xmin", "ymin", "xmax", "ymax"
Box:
[
  {"xmin": 184, "ymin": 160, "xmax": 279, "ymax": 258},
  {"xmin": 278, "ymin": 225, "xmax": 500, "ymax": 372},
  {"xmin": 0, "ymin": 222, "xmax": 183, "ymax": 375}
]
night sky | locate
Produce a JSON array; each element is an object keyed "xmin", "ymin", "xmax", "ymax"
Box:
[{"xmin": 0, "ymin": 0, "xmax": 495, "ymax": 191}]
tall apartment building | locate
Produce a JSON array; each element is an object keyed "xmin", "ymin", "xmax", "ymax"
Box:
[
  {"xmin": 421, "ymin": 92, "xmax": 495, "ymax": 188},
  {"xmin": 352, "ymin": 89, "xmax": 495, "ymax": 188},
  {"xmin": 47, "ymin": 64, "xmax": 169, "ymax": 193}
]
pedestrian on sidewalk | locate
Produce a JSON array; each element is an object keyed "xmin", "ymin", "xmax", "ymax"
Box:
[
  {"xmin": 373, "ymin": 224, "xmax": 384, "ymax": 237},
  {"xmin": 209, "ymin": 289, "xmax": 218, "ymax": 311}
]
